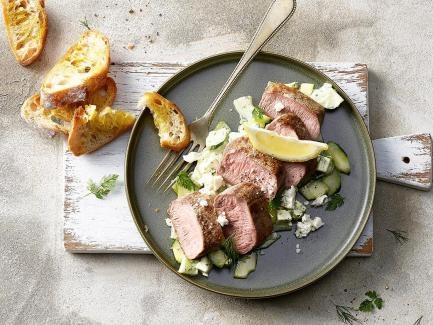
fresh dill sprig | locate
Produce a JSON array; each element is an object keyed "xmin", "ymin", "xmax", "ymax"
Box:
[
  {"xmin": 413, "ymin": 316, "xmax": 423, "ymax": 325},
  {"xmin": 87, "ymin": 174, "xmax": 119, "ymax": 199},
  {"xmin": 222, "ymin": 236, "xmax": 239, "ymax": 266},
  {"xmin": 359, "ymin": 291, "xmax": 383, "ymax": 312},
  {"xmin": 326, "ymin": 193, "xmax": 345, "ymax": 211},
  {"xmin": 333, "ymin": 303, "xmax": 360, "ymax": 324},
  {"xmin": 79, "ymin": 16, "xmax": 91, "ymax": 30},
  {"xmin": 386, "ymin": 229, "xmax": 409, "ymax": 245}
]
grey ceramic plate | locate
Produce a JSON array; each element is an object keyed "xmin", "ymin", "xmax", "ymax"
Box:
[{"xmin": 125, "ymin": 52, "xmax": 376, "ymax": 298}]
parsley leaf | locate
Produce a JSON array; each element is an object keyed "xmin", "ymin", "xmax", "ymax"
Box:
[
  {"xmin": 334, "ymin": 304, "xmax": 360, "ymax": 324},
  {"xmin": 176, "ymin": 171, "xmax": 200, "ymax": 191},
  {"xmin": 326, "ymin": 193, "xmax": 345, "ymax": 211},
  {"xmin": 87, "ymin": 174, "xmax": 119, "ymax": 199},
  {"xmin": 386, "ymin": 229, "xmax": 408, "ymax": 245},
  {"xmin": 359, "ymin": 291, "xmax": 383, "ymax": 313}
]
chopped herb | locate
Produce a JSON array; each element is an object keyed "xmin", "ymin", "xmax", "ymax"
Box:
[
  {"xmin": 87, "ymin": 174, "xmax": 119, "ymax": 199},
  {"xmin": 252, "ymin": 106, "xmax": 265, "ymax": 119},
  {"xmin": 386, "ymin": 229, "xmax": 408, "ymax": 245},
  {"xmin": 413, "ymin": 316, "xmax": 423, "ymax": 325},
  {"xmin": 359, "ymin": 291, "xmax": 383, "ymax": 312},
  {"xmin": 79, "ymin": 16, "xmax": 91, "ymax": 30},
  {"xmin": 176, "ymin": 171, "xmax": 200, "ymax": 192},
  {"xmin": 326, "ymin": 193, "xmax": 344, "ymax": 211},
  {"xmin": 222, "ymin": 236, "xmax": 239, "ymax": 266},
  {"xmin": 334, "ymin": 303, "xmax": 360, "ymax": 324},
  {"xmin": 269, "ymin": 190, "xmax": 284, "ymax": 211}
]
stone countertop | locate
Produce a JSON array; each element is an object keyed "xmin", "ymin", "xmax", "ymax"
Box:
[{"xmin": 0, "ymin": 0, "xmax": 432, "ymax": 324}]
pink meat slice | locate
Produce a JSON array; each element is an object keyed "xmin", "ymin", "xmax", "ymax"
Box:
[
  {"xmin": 167, "ymin": 192, "xmax": 224, "ymax": 259},
  {"xmin": 266, "ymin": 113, "xmax": 318, "ymax": 187},
  {"xmin": 259, "ymin": 82, "xmax": 325, "ymax": 139},
  {"xmin": 217, "ymin": 136, "xmax": 285, "ymax": 199},
  {"xmin": 214, "ymin": 183, "xmax": 273, "ymax": 254}
]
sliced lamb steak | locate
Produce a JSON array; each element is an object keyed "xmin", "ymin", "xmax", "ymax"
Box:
[
  {"xmin": 217, "ymin": 136, "xmax": 284, "ymax": 199},
  {"xmin": 214, "ymin": 183, "xmax": 273, "ymax": 254},
  {"xmin": 259, "ymin": 82, "xmax": 325, "ymax": 139},
  {"xmin": 266, "ymin": 113, "xmax": 317, "ymax": 187},
  {"xmin": 167, "ymin": 192, "xmax": 224, "ymax": 260}
]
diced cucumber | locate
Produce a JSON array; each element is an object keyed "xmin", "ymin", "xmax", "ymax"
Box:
[
  {"xmin": 252, "ymin": 107, "xmax": 272, "ymax": 128},
  {"xmin": 259, "ymin": 232, "xmax": 281, "ymax": 249},
  {"xmin": 310, "ymin": 83, "xmax": 344, "ymax": 109},
  {"xmin": 299, "ymin": 180, "xmax": 329, "ymax": 200},
  {"xmin": 171, "ymin": 240, "xmax": 185, "ymax": 264},
  {"xmin": 316, "ymin": 155, "xmax": 334, "ymax": 174},
  {"xmin": 208, "ymin": 250, "xmax": 228, "ymax": 268},
  {"xmin": 321, "ymin": 169, "xmax": 341, "ymax": 195},
  {"xmin": 300, "ymin": 83, "xmax": 314, "ymax": 96},
  {"xmin": 291, "ymin": 200, "xmax": 307, "ymax": 220},
  {"xmin": 277, "ymin": 209, "xmax": 292, "ymax": 222},
  {"xmin": 196, "ymin": 256, "xmax": 212, "ymax": 275},
  {"xmin": 207, "ymin": 122, "xmax": 231, "ymax": 150},
  {"xmin": 273, "ymin": 223, "xmax": 292, "ymax": 232},
  {"xmin": 215, "ymin": 121, "xmax": 231, "ymax": 131},
  {"xmin": 178, "ymin": 256, "xmax": 198, "ymax": 275},
  {"xmin": 234, "ymin": 253, "xmax": 257, "ymax": 279},
  {"xmin": 326, "ymin": 142, "xmax": 351, "ymax": 174}
]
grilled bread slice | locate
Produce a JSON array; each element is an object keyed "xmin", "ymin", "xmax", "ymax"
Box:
[
  {"xmin": 138, "ymin": 92, "xmax": 190, "ymax": 151},
  {"xmin": 21, "ymin": 77, "xmax": 117, "ymax": 134},
  {"xmin": 40, "ymin": 30, "xmax": 110, "ymax": 108},
  {"xmin": 1, "ymin": 0, "xmax": 48, "ymax": 65},
  {"xmin": 68, "ymin": 105, "xmax": 135, "ymax": 156}
]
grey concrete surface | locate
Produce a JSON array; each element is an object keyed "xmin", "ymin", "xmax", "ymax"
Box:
[{"xmin": 0, "ymin": 0, "xmax": 432, "ymax": 324}]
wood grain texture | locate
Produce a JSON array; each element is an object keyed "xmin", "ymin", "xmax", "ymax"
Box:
[
  {"xmin": 64, "ymin": 61, "xmax": 374, "ymax": 255},
  {"xmin": 373, "ymin": 134, "xmax": 432, "ymax": 190}
]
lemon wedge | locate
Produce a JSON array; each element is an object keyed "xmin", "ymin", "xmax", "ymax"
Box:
[{"xmin": 243, "ymin": 124, "xmax": 328, "ymax": 162}]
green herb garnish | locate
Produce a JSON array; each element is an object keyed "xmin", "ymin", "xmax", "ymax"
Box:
[
  {"xmin": 359, "ymin": 291, "xmax": 383, "ymax": 312},
  {"xmin": 222, "ymin": 236, "xmax": 239, "ymax": 266},
  {"xmin": 386, "ymin": 229, "xmax": 408, "ymax": 245},
  {"xmin": 334, "ymin": 304, "xmax": 360, "ymax": 324},
  {"xmin": 326, "ymin": 193, "xmax": 345, "ymax": 211},
  {"xmin": 252, "ymin": 107, "xmax": 265, "ymax": 120},
  {"xmin": 176, "ymin": 171, "xmax": 200, "ymax": 192},
  {"xmin": 79, "ymin": 16, "xmax": 91, "ymax": 30},
  {"xmin": 413, "ymin": 316, "xmax": 423, "ymax": 325},
  {"xmin": 87, "ymin": 174, "xmax": 119, "ymax": 199}
]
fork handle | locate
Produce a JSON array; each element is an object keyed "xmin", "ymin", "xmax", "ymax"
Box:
[{"xmin": 203, "ymin": 0, "xmax": 297, "ymax": 123}]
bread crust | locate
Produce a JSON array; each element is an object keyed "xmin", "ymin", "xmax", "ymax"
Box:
[
  {"xmin": 1, "ymin": 0, "xmax": 48, "ymax": 65},
  {"xmin": 40, "ymin": 30, "xmax": 110, "ymax": 108}
]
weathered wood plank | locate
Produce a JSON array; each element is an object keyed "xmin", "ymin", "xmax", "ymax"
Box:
[
  {"xmin": 373, "ymin": 134, "xmax": 432, "ymax": 191},
  {"xmin": 64, "ymin": 61, "xmax": 374, "ymax": 255}
]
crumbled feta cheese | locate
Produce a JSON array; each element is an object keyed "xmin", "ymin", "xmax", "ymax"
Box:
[
  {"xmin": 310, "ymin": 195, "xmax": 329, "ymax": 207},
  {"xmin": 217, "ymin": 212, "xmax": 229, "ymax": 227},
  {"xmin": 295, "ymin": 243, "xmax": 301, "ymax": 254},
  {"xmin": 277, "ymin": 209, "xmax": 292, "ymax": 222},
  {"xmin": 295, "ymin": 214, "xmax": 324, "ymax": 238},
  {"xmin": 281, "ymin": 186, "xmax": 297, "ymax": 209},
  {"xmin": 310, "ymin": 83, "xmax": 344, "ymax": 109},
  {"xmin": 170, "ymin": 226, "xmax": 177, "ymax": 239},
  {"xmin": 198, "ymin": 199, "xmax": 208, "ymax": 207},
  {"xmin": 183, "ymin": 151, "xmax": 202, "ymax": 163},
  {"xmin": 303, "ymin": 201, "xmax": 309, "ymax": 206},
  {"xmin": 198, "ymin": 173, "xmax": 224, "ymax": 195},
  {"xmin": 205, "ymin": 127, "xmax": 229, "ymax": 147},
  {"xmin": 274, "ymin": 101, "xmax": 285, "ymax": 112},
  {"xmin": 165, "ymin": 218, "xmax": 172, "ymax": 227}
]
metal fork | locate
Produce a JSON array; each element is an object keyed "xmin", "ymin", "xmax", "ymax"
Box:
[{"xmin": 148, "ymin": 0, "xmax": 297, "ymax": 192}]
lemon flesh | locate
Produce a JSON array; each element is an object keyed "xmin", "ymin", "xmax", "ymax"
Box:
[{"xmin": 243, "ymin": 125, "xmax": 328, "ymax": 162}]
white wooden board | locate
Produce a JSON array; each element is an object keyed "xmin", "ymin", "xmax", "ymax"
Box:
[{"xmin": 64, "ymin": 61, "xmax": 374, "ymax": 255}]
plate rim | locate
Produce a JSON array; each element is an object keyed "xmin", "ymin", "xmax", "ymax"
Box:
[{"xmin": 125, "ymin": 51, "xmax": 377, "ymax": 298}]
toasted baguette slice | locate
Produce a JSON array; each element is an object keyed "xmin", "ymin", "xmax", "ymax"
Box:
[
  {"xmin": 51, "ymin": 76, "xmax": 117, "ymax": 122},
  {"xmin": 20, "ymin": 94, "xmax": 70, "ymax": 135},
  {"xmin": 68, "ymin": 105, "xmax": 135, "ymax": 156},
  {"xmin": 138, "ymin": 92, "xmax": 190, "ymax": 151},
  {"xmin": 1, "ymin": 0, "xmax": 47, "ymax": 65},
  {"xmin": 21, "ymin": 77, "xmax": 117, "ymax": 134},
  {"xmin": 40, "ymin": 30, "xmax": 110, "ymax": 108}
]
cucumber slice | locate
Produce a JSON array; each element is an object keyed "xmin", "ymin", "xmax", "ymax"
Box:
[
  {"xmin": 196, "ymin": 256, "xmax": 212, "ymax": 275},
  {"xmin": 299, "ymin": 180, "xmax": 329, "ymax": 200},
  {"xmin": 259, "ymin": 233, "xmax": 281, "ymax": 249},
  {"xmin": 321, "ymin": 169, "xmax": 341, "ymax": 195},
  {"xmin": 316, "ymin": 155, "xmax": 334, "ymax": 174},
  {"xmin": 208, "ymin": 250, "xmax": 228, "ymax": 268},
  {"xmin": 326, "ymin": 142, "xmax": 351, "ymax": 174},
  {"xmin": 171, "ymin": 240, "xmax": 185, "ymax": 264},
  {"xmin": 273, "ymin": 223, "xmax": 292, "ymax": 232},
  {"xmin": 234, "ymin": 253, "xmax": 257, "ymax": 279},
  {"xmin": 178, "ymin": 256, "xmax": 198, "ymax": 275},
  {"xmin": 300, "ymin": 83, "xmax": 314, "ymax": 96}
]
